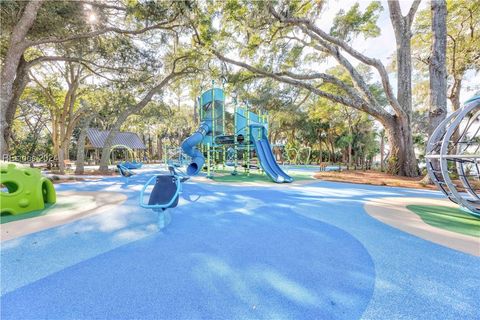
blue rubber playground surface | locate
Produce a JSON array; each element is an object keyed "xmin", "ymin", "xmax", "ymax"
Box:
[{"xmin": 1, "ymin": 166, "xmax": 479, "ymax": 319}]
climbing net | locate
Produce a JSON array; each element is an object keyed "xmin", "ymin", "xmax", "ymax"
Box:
[
  {"xmin": 273, "ymin": 145, "xmax": 312, "ymax": 165},
  {"xmin": 425, "ymin": 96, "xmax": 480, "ymax": 217},
  {"xmin": 165, "ymin": 146, "xmax": 190, "ymax": 168}
]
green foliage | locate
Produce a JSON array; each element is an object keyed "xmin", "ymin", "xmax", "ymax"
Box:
[
  {"xmin": 330, "ymin": 1, "xmax": 383, "ymax": 41},
  {"xmin": 4, "ymin": 0, "xmax": 456, "ymax": 172},
  {"xmin": 412, "ymin": 0, "xmax": 480, "ymax": 97},
  {"xmin": 10, "ymin": 92, "xmax": 52, "ymax": 158},
  {"xmin": 0, "ymin": 1, "xmax": 90, "ymax": 58},
  {"xmin": 0, "ymin": 1, "xmax": 87, "ymax": 38}
]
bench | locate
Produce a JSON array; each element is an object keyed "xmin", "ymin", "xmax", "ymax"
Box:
[
  {"xmin": 63, "ymin": 160, "xmax": 74, "ymax": 168},
  {"xmin": 319, "ymin": 162, "xmax": 329, "ymax": 171}
]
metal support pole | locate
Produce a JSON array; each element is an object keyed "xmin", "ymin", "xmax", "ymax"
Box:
[
  {"xmin": 199, "ymin": 92, "xmax": 203, "ymax": 121},
  {"xmin": 212, "ymin": 80, "xmax": 215, "ymax": 141},
  {"xmin": 258, "ymin": 111, "xmax": 263, "ymax": 175},
  {"xmin": 222, "ymin": 80, "xmax": 226, "ymax": 170},
  {"xmin": 233, "ymin": 96, "xmax": 238, "ymax": 175},
  {"xmin": 207, "ymin": 143, "xmax": 212, "ymax": 179},
  {"xmin": 246, "ymin": 104, "xmax": 250, "ymax": 176}
]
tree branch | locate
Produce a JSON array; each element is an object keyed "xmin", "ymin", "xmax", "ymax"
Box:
[
  {"xmin": 211, "ymin": 49, "xmax": 392, "ymax": 123},
  {"xmin": 387, "ymin": 0, "xmax": 404, "ymax": 35},
  {"xmin": 407, "ymin": 0, "xmax": 422, "ymax": 27},
  {"xmin": 76, "ymin": 1, "xmax": 127, "ymax": 11},
  {"xmin": 27, "ymin": 13, "xmax": 180, "ymax": 47},
  {"xmin": 273, "ymin": 70, "xmax": 368, "ymax": 103},
  {"xmin": 268, "ymin": 4, "xmax": 404, "ymax": 118}
]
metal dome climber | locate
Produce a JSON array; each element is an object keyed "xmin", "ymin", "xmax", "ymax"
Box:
[{"xmin": 425, "ymin": 96, "xmax": 480, "ymax": 217}]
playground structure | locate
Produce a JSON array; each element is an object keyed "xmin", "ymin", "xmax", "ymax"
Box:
[
  {"xmin": 0, "ymin": 163, "xmax": 56, "ymax": 215},
  {"xmin": 109, "ymin": 144, "xmax": 143, "ymax": 169},
  {"xmin": 163, "ymin": 146, "xmax": 191, "ymax": 168},
  {"xmin": 118, "ymin": 160, "xmax": 143, "ymax": 170},
  {"xmin": 180, "ymin": 81, "xmax": 293, "ymax": 183},
  {"xmin": 273, "ymin": 144, "xmax": 312, "ymax": 165},
  {"xmin": 117, "ymin": 163, "xmax": 135, "ymax": 185},
  {"xmin": 426, "ymin": 95, "xmax": 480, "ymax": 217}
]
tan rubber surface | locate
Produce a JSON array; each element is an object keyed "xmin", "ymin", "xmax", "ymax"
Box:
[
  {"xmin": 1, "ymin": 191, "xmax": 127, "ymax": 242},
  {"xmin": 364, "ymin": 197, "xmax": 480, "ymax": 256}
]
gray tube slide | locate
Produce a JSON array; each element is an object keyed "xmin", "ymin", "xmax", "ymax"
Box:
[{"xmin": 181, "ymin": 121, "xmax": 212, "ymax": 176}]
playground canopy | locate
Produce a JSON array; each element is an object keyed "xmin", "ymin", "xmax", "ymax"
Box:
[
  {"xmin": 84, "ymin": 129, "xmax": 146, "ymax": 164},
  {"xmin": 86, "ymin": 129, "xmax": 146, "ymax": 150}
]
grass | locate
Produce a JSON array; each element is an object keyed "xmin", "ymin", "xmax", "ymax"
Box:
[{"xmin": 407, "ymin": 205, "xmax": 480, "ymax": 237}]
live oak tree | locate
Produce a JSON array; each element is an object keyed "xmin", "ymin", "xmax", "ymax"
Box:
[
  {"xmin": 97, "ymin": 56, "xmax": 199, "ymax": 173},
  {"xmin": 0, "ymin": 0, "xmax": 187, "ymax": 157},
  {"xmin": 191, "ymin": 0, "xmax": 423, "ymax": 176},
  {"xmin": 11, "ymin": 95, "xmax": 50, "ymax": 158},
  {"xmin": 1, "ymin": 0, "xmax": 201, "ymax": 175},
  {"xmin": 413, "ymin": 0, "xmax": 479, "ymax": 113},
  {"xmin": 29, "ymin": 60, "xmax": 94, "ymax": 174},
  {"xmin": 1, "ymin": 0, "xmax": 90, "ymax": 156},
  {"xmin": 92, "ymin": 1, "xmax": 201, "ymax": 173}
]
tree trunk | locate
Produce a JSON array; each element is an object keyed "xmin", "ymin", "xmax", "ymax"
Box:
[
  {"xmin": 58, "ymin": 148, "xmax": 65, "ymax": 175},
  {"xmin": 428, "ymin": 0, "xmax": 448, "ymax": 137},
  {"xmin": 0, "ymin": 0, "xmax": 44, "ymax": 157},
  {"xmin": 420, "ymin": 0, "xmax": 448, "ymax": 184},
  {"xmin": 380, "ymin": 132, "xmax": 385, "ymax": 172},
  {"xmin": 396, "ymin": 40, "xmax": 413, "ymax": 118},
  {"xmin": 3, "ymin": 55, "xmax": 30, "ymax": 155},
  {"xmin": 449, "ymin": 77, "xmax": 462, "ymax": 111},
  {"xmin": 385, "ymin": 0, "xmax": 421, "ymax": 177},
  {"xmin": 330, "ymin": 141, "xmax": 335, "ymax": 163},
  {"xmin": 148, "ymin": 134, "xmax": 153, "ymax": 160},
  {"xmin": 63, "ymin": 144, "xmax": 69, "ymax": 161},
  {"xmin": 98, "ymin": 127, "xmax": 121, "ymax": 173},
  {"xmin": 347, "ymin": 143, "xmax": 352, "ymax": 169},
  {"xmin": 51, "ymin": 112, "xmax": 60, "ymax": 163},
  {"xmin": 98, "ymin": 115, "xmax": 128, "ymax": 173},
  {"xmin": 75, "ymin": 129, "xmax": 88, "ymax": 175},
  {"xmin": 157, "ymin": 135, "xmax": 163, "ymax": 161},
  {"xmin": 385, "ymin": 116, "xmax": 419, "ymax": 177},
  {"xmin": 142, "ymin": 134, "xmax": 147, "ymax": 161},
  {"xmin": 317, "ymin": 133, "xmax": 322, "ymax": 163}
]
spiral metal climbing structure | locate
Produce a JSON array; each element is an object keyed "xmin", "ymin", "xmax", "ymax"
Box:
[{"xmin": 425, "ymin": 96, "xmax": 480, "ymax": 217}]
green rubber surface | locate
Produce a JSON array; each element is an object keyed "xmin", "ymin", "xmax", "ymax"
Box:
[
  {"xmin": 210, "ymin": 168, "xmax": 314, "ymax": 183},
  {"xmin": 1, "ymin": 195, "xmax": 95, "ymax": 224},
  {"xmin": 1, "ymin": 205, "xmax": 52, "ymax": 224},
  {"xmin": 407, "ymin": 205, "xmax": 480, "ymax": 238}
]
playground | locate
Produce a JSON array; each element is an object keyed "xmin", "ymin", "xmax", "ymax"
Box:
[
  {"xmin": 0, "ymin": 162, "xmax": 478, "ymax": 319},
  {"xmin": 1, "ymin": 84, "xmax": 480, "ymax": 320},
  {"xmin": 2, "ymin": 1, "xmax": 480, "ymax": 319}
]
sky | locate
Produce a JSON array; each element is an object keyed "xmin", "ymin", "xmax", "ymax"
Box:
[
  {"xmin": 317, "ymin": 0, "xmax": 426, "ymax": 64},
  {"xmin": 317, "ymin": 0, "xmax": 478, "ymax": 106}
]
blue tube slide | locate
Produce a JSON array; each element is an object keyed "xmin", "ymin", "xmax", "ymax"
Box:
[{"xmin": 181, "ymin": 120, "xmax": 212, "ymax": 176}]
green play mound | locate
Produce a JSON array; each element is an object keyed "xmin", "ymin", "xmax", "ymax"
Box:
[
  {"xmin": 209, "ymin": 169, "xmax": 314, "ymax": 183},
  {"xmin": 407, "ymin": 205, "xmax": 480, "ymax": 238}
]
